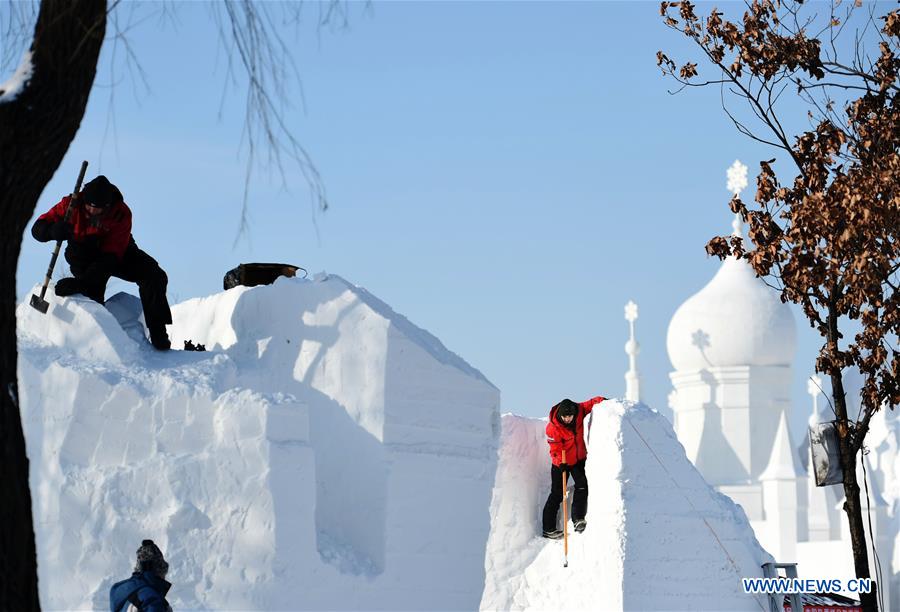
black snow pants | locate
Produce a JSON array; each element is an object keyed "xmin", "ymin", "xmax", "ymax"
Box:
[
  {"xmin": 65, "ymin": 240, "xmax": 173, "ymax": 333},
  {"xmin": 542, "ymin": 459, "xmax": 588, "ymax": 532}
]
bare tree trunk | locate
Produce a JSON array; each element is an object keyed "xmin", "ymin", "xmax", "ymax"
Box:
[
  {"xmin": 0, "ymin": 1, "xmax": 106, "ymax": 609},
  {"xmin": 828, "ymin": 301, "xmax": 877, "ymax": 611},
  {"xmin": 0, "ymin": 235, "xmax": 38, "ymax": 611}
]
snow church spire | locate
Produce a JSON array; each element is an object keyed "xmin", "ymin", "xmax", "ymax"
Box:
[
  {"xmin": 624, "ymin": 300, "xmax": 640, "ymax": 402},
  {"xmin": 727, "ymin": 159, "xmax": 748, "ymax": 240},
  {"xmin": 807, "ymin": 375, "xmax": 826, "ymax": 425},
  {"xmin": 666, "ymin": 157, "xmax": 798, "ymax": 558}
]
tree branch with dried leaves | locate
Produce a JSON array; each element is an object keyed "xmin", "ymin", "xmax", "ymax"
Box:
[{"xmin": 659, "ymin": 2, "xmax": 898, "ymax": 610}]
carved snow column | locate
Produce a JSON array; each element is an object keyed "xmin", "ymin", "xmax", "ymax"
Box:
[{"xmin": 760, "ymin": 412, "xmax": 807, "ymax": 560}]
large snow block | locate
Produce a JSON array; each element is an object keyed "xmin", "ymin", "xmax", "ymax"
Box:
[
  {"xmin": 17, "ymin": 290, "xmax": 141, "ymax": 365},
  {"xmin": 18, "ymin": 350, "xmax": 314, "ymax": 611},
  {"xmin": 20, "ymin": 274, "xmax": 499, "ymax": 611},
  {"xmin": 481, "ymin": 401, "xmax": 773, "ymax": 611},
  {"xmin": 170, "ymin": 274, "xmax": 500, "ymax": 610}
]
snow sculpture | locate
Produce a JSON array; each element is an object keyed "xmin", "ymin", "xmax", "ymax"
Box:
[
  {"xmin": 666, "ymin": 160, "xmax": 798, "ymax": 560},
  {"xmin": 482, "ymin": 401, "xmax": 772, "ymax": 611},
  {"xmin": 624, "ymin": 300, "xmax": 641, "ymax": 402},
  {"xmin": 18, "ymin": 275, "xmax": 499, "ymax": 611},
  {"xmin": 666, "ymin": 160, "xmax": 900, "ymax": 605}
]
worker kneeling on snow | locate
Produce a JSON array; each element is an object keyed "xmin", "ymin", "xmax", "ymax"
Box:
[
  {"xmin": 31, "ymin": 175, "xmax": 173, "ymax": 350},
  {"xmin": 542, "ymin": 396, "xmax": 605, "ymax": 539}
]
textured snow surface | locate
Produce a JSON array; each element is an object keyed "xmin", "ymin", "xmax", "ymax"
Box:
[
  {"xmin": 18, "ymin": 275, "xmax": 499, "ymax": 611},
  {"xmin": 481, "ymin": 402, "xmax": 774, "ymax": 611},
  {"xmin": 19, "ymin": 274, "xmax": 773, "ymax": 611}
]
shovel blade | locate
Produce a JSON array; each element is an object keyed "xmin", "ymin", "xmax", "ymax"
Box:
[{"xmin": 30, "ymin": 294, "xmax": 49, "ymax": 314}]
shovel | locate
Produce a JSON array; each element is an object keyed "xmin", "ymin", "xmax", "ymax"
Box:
[
  {"xmin": 31, "ymin": 161, "xmax": 89, "ymax": 313},
  {"xmin": 562, "ymin": 449, "xmax": 569, "ymax": 568}
]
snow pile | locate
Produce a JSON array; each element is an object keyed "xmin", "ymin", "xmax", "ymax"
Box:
[
  {"xmin": 18, "ymin": 274, "xmax": 499, "ymax": 611},
  {"xmin": 481, "ymin": 401, "xmax": 774, "ymax": 611}
]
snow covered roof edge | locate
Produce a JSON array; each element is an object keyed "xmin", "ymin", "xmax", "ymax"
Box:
[{"xmin": 326, "ymin": 274, "xmax": 497, "ymax": 389}]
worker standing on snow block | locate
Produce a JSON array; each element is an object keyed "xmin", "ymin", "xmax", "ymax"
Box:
[
  {"xmin": 108, "ymin": 539, "xmax": 173, "ymax": 612},
  {"xmin": 542, "ymin": 396, "xmax": 605, "ymax": 539},
  {"xmin": 31, "ymin": 175, "xmax": 173, "ymax": 350}
]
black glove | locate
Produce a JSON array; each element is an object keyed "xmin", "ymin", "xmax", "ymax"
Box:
[
  {"xmin": 54, "ymin": 277, "xmax": 84, "ymax": 297},
  {"xmin": 559, "ymin": 463, "xmax": 570, "ymax": 472},
  {"xmin": 48, "ymin": 221, "xmax": 73, "ymax": 241},
  {"xmin": 31, "ymin": 219, "xmax": 56, "ymax": 242}
]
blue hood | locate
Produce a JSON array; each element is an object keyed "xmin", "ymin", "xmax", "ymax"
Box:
[{"xmin": 109, "ymin": 571, "xmax": 171, "ymax": 612}]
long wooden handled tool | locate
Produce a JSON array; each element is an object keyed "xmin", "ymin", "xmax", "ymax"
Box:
[
  {"xmin": 562, "ymin": 449, "xmax": 569, "ymax": 568},
  {"xmin": 30, "ymin": 161, "xmax": 89, "ymax": 314}
]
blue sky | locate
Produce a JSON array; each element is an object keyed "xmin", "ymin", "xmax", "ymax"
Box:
[{"xmin": 12, "ymin": 1, "xmax": 828, "ymax": 427}]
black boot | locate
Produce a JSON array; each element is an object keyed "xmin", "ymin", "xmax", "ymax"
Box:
[{"xmin": 149, "ymin": 325, "xmax": 171, "ymax": 351}]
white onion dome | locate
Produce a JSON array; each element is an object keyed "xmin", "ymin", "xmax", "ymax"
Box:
[{"xmin": 667, "ymin": 255, "xmax": 796, "ymax": 371}]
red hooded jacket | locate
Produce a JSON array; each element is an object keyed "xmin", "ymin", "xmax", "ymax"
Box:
[
  {"xmin": 37, "ymin": 195, "xmax": 132, "ymax": 260},
  {"xmin": 545, "ymin": 396, "xmax": 605, "ymax": 466}
]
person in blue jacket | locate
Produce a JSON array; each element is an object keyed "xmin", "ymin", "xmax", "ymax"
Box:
[{"xmin": 109, "ymin": 539, "xmax": 173, "ymax": 612}]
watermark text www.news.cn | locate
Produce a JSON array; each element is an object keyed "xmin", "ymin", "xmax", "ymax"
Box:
[{"xmin": 742, "ymin": 577, "xmax": 872, "ymax": 594}]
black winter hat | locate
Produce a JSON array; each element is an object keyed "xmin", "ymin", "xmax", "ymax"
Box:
[
  {"xmin": 134, "ymin": 539, "xmax": 169, "ymax": 579},
  {"xmin": 80, "ymin": 175, "xmax": 122, "ymax": 208},
  {"xmin": 557, "ymin": 399, "xmax": 578, "ymax": 419}
]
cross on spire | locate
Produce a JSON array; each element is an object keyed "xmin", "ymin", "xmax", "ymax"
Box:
[
  {"xmin": 625, "ymin": 300, "xmax": 638, "ymax": 323},
  {"xmin": 727, "ymin": 159, "xmax": 748, "ymax": 195},
  {"xmin": 727, "ymin": 160, "xmax": 748, "ymax": 238}
]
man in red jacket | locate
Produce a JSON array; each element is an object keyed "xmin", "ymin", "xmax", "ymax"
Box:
[
  {"xmin": 542, "ymin": 395, "xmax": 605, "ymax": 538},
  {"xmin": 31, "ymin": 175, "xmax": 173, "ymax": 350}
]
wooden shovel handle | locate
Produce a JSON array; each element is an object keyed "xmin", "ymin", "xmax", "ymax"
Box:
[
  {"xmin": 562, "ymin": 449, "xmax": 568, "ymax": 558},
  {"xmin": 36, "ymin": 161, "xmax": 88, "ymax": 302}
]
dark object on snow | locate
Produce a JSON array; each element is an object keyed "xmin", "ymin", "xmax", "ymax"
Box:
[
  {"xmin": 149, "ymin": 324, "xmax": 171, "ymax": 351},
  {"xmin": 223, "ymin": 262, "xmax": 307, "ymax": 290},
  {"xmin": 542, "ymin": 529, "xmax": 563, "ymax": 540},
  {"xmin": 810, "ymin": 421, "xmax": 843, "ymax": 486},
  {"xmin": 184, "ymin": 340, "xmax": 206, "ymax": 352},
  {"xmin": 80, "ymin": 175, "xmax": 122, "ymax": 208}
]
